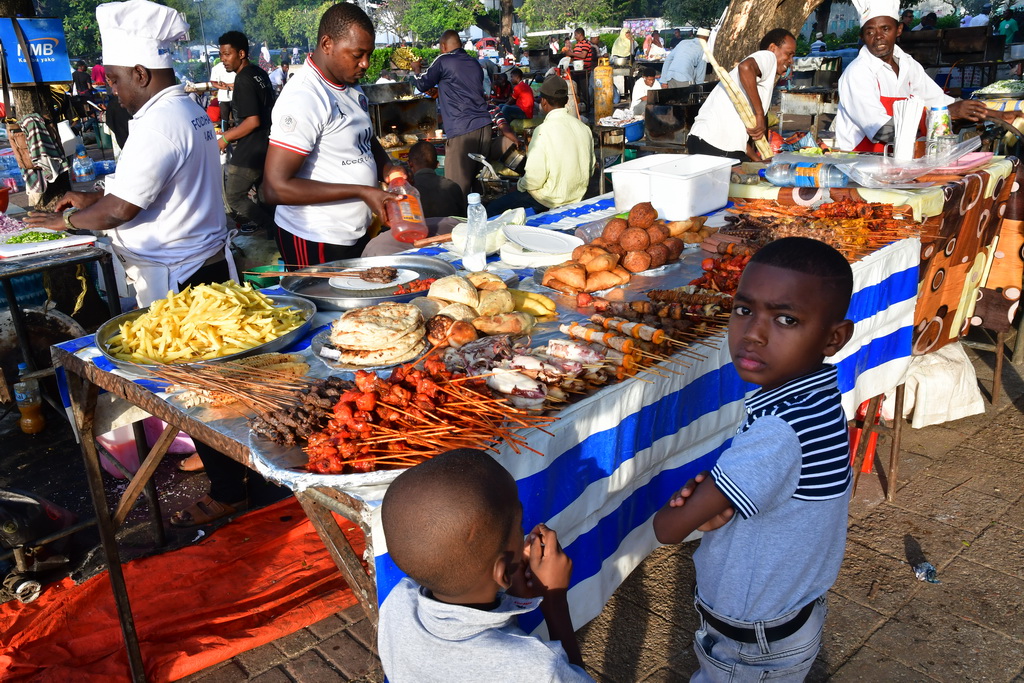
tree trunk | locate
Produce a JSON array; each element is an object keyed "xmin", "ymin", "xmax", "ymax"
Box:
[
  {"xmin": 499, "ymin": 0, "xmax": 515, "ymax": 55},
  {"xmin": 713, "ymin": 0, "xmax": 825, "ymax": 70},
  {"xmin": 814, "ymin": 0, "xmax": 834, "ymax": 39}
]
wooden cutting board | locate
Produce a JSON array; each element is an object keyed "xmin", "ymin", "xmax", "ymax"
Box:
[{"xmin": 0, "ymin": 228, "xmax": 96, "ymax": 259}]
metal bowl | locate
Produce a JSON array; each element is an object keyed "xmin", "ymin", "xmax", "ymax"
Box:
[
  {"xmin": 95, "ymin": 294, "xmax": 316, "ymax": 372},
  {"xmin": 279, "ymin": 255, "xmax": 456, "ymax": 311},
  {"xmin": 610, "ymin": 55, "xmax": 631, "ymax": 67}
]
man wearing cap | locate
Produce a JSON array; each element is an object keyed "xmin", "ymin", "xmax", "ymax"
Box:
[
  {"xmin": 486, "ymin": 76, "xmax": 594, "ymax": 215},
  {"xmin": 687, "ymin": 28, "xmax": 797, "ymax": 161},
  {"xmin": 810, "ymin": 32, "xmax": 827, "ymax": 53},
  {"xmin": 25, "ymin": 0, "xmax": 236, "ymax": 307},
  {"xmin": 971, "ymin": 4, "xmax": 992, "ymax": 26},
  {"xmin": 411, "ymin": 30, "xmax": 493, "ymax": 194},
  {"xmin": 262, "ymin": 3, "xmax": 403, "ymax": 268},
  {"xmin": 833, "ymin": 0, "xmax": 988, "ymax": 152},
  {"xmin": 660, "ymin": 29, "xmax": 709, "ymax": 87}
]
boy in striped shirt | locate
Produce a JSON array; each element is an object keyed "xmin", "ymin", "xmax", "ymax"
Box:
[{"xmin": 654, "ymin": 237, "xmax": 856, "ymax": 682}]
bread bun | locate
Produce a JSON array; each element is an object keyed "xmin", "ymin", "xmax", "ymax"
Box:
[
  {"xmin": 428, "ymin": 275, "xmax": 479, "ymax": 308},
  {"xmin": 627, "ymin": 202, "xmax": 657, "ymax": 229},
  {"xmin": 602, "ymin": 217, "xmax": 629, "ymax": 242},
  {"xmin": 662, "ymin": 237, "xmax": 685, "ymax": 261},
  {"xmin": 620, "ymin": 227, "xmax": 651, "ymax": 252},
  {"xmin": 646, "ymin": 243, "xmax": 669, "ymax": 268},
  {"xmin": 622, "ymin": 250, "xmax": 652, "ymax": 273},
  {"xmin": 447, "ymin": 321, "xmax": 479, "ymax": 347},
  {"xmin": 646, "ymin": 223, "xmax": 670, "ymax": 245}
]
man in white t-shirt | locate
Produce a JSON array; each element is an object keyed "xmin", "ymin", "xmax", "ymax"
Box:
[
  {"xmin": 686, "ymin": 29, "xmax": 796, "ymax": 161},
  {"xmin": 210, "ymin": 58, "xmax": 236, "ymax": 128},
  {"xmin": 263, "ymin": 2, "xmax": 404, "ymax": 268},
  {"xmin": 25, "ymin": 0, "xmax": 234, "ymax": 307},
  {"xmin": 970, "ymin": 4, "xmax": 991, "ymax": 26},
  {"xmin": 630, "ymin": 66, "xmax": 661, "ymax": 115}
]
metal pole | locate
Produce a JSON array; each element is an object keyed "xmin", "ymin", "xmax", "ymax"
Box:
[{"xmin": 195, "ymin": 0, "xmax": 211, "ymax": 79}]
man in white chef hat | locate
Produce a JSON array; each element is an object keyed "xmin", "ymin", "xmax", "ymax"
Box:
[
  {"xmin": 832, "ymin": 0, "xmax": 988, "ymax": 152},
  {"xmin": 26, "ymin": 0, "xmax": 237, "ymax": 307}
]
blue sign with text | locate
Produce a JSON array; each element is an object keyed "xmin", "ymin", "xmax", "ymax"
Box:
[{"xmin": 0, "ymin": 18, "xmax": 73, "ymax": 84}]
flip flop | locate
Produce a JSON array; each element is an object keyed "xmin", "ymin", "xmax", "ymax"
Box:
[
  {"xmin": 170, "ymin": 495, "xmax": 247, "ymax": 528},
  {"xmin": 177, "ymin": 453, "xmax": 205, "ymax": 473}
]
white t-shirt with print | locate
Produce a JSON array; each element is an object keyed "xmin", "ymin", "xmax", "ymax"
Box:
[{"xmin": 269, "ymin": 58, "xmax": 378, "ymax": 245}]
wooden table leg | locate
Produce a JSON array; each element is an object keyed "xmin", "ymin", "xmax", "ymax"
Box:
[
  {"xmin": 993, "ymin": 331, "xmax": 1006, "ymax": 403},
  {"xmin": 295, "ymin": 491, "xmax": 379, "ymax": 627},
  {"xmin": 851, "ymin": 394, "xmax": 882, "ymax": 497},
  {"xmin": 67, "ymin": 368, "xmax": 148, "ymax": 682},
  {"xmin": 886, "ymin": 384, "xmax": 906, "ymax": 502},
  {"xmin": 113, "ymin": 422, "xmax": 179, "ymax": 531}
]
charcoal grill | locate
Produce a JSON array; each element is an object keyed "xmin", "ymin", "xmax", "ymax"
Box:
[{"xmin": 361, "ymin": 82, "xmax": 439, "ymax": 141}]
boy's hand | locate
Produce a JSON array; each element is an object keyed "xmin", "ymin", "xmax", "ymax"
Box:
[
  {"xmin": 523, "ymin": 524, "xmax": 572, "ymax": 595},
  {"xmin": 667, "ymin": 471, "xmax": 734, "ymax": 531}
]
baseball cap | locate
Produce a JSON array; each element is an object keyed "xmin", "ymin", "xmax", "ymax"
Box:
[{"xmin": 540, "ymin": 76, "xmax": 568, "ymax": 99}]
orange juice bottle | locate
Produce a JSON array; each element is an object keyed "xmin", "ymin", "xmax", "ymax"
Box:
[{"xmin": 385, "ymin": 177, "xmax": 428, "ymax": 243}]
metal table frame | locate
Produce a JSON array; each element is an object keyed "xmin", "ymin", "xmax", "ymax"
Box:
[{"xmin": 51, "ymin": 347, "xmax": 378, "ymax": 683}]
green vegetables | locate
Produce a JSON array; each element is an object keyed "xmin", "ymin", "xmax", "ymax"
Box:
[
  {"xmin": 976, "ymin": 79, "xmax": 1024, "ymax": 95},
  {"xmin": 6, "ymin": 230, "xmax": 67, "ymax": 244}
]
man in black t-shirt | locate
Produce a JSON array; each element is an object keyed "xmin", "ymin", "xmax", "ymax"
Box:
[
  {"xmin": 71, "ymin": 61, "xmax": 94, "ymax": 119},
  {"xmin": 217, "ymin": 30, "xmax": 276, "ymax": 237}
]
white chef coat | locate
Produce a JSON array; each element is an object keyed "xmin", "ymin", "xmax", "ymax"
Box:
[
  {"xmin": 631, "ymin": 78, "xmax": 661, "ymax": 115},
  {"xmin": 104, "ymin": 84, "xmax": 231, "ymax": 305},
  {"xmin": 268, "ymin": 57, "xmax": 377, "ymax": 245},
  {"xmin": 688, "ymin": 50, "xmax": 778, "ymax": 153},
  {"xmin": 210, "ymin": 61, "xmax": 234, "ymax": 103},
  {"xmin": 833, "ymin": 45, "xmax": 953, "ymax": 151}
]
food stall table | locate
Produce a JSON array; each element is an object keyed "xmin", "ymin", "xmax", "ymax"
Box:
[{"xmin": 52, "ymin": 189, "xmax": 925, "ymax": 678}]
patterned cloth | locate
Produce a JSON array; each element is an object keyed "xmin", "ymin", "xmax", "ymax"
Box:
[{"xmin": 19, "ymin": 113, "xmax": 69, "ymax": 196}]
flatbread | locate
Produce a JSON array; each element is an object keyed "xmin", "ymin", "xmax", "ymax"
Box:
[
  {"xmin": 330, "ymin": 303, "xmax": 423, "ymax": 349},
  {"xmin": 336, "ymin": 338, "xmax": 428, "ymax": 367}
]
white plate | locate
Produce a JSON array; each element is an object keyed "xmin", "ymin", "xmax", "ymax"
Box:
[
  {"xmin": 503, "ymin": 226, "xmax": 583, "ymax": 254},
  {"xmin": 328, "ymin": 268, "xmax": 419, "ymax": 291}
]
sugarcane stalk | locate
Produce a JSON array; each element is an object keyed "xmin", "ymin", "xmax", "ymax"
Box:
[{"xmin": 698, "ymin": 40, "xmax": 773, "ymax": 159}]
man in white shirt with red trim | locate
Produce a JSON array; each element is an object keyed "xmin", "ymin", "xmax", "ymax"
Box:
[{"xmin": 263, "ymin": 3, "xmax": 404, "ymax": 269}]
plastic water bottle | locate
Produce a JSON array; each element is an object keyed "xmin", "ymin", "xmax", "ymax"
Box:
[
  {"xmin": 72, "ymin": 144, "xmax": 95, "ymax": 183},
  {"xmin": 13, "ymin": 363, "xmax": 45, "ymax": 435},
  {"xmin": 462, "ymin": 193, "xmax": 491, "ymax": 271},
  {"xmin": 384, "ymin": 176, "xmax": 428, "ymax": 243},
  {"xmin": 763, "ymin": 162, "xmax": 848, "ymax": 188}
]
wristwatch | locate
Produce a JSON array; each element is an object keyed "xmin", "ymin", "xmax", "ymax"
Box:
[{"xmin": 63, "ymin": 207, "xmax": 79, "ymax": 230}]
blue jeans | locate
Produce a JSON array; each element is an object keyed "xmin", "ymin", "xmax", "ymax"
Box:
[
  {"xmin": 691, "ymin": 593, "xmax": 826, "ymax": 682},
  {"xmin": 501, "ymin": 104, "xmax": 527, "ymax": 120}
]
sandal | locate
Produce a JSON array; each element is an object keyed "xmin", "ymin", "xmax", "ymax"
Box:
[
  {"xmin": 170, "ymin": 495, "xmax": 247, "ymax": 528},
  {"xmin": 177, "ymin": 453, "xmax": 205, "ymax": 473}
]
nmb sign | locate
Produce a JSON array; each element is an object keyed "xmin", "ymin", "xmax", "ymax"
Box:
[{"xmin": 0, "ymin": 18, "xmax": 72, "ymax": 84}]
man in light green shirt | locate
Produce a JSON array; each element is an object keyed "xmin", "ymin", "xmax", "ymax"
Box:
[{"xmin": 487, "ymin": 77, "xmax": 595, "ymax": 214}]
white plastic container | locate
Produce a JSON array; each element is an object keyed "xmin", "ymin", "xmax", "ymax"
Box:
[{"xmin": 607, "ymin": 154, "xmax": 738, "ymax": 220}]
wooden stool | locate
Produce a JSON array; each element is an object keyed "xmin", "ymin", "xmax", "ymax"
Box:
[{"xmin": 850, "ymin": 386, "xmax": 906, "ymax": 502}]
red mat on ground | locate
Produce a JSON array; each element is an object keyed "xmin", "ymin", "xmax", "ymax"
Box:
[{"xmin": 0, "ymin": 498, "xmax": 364, "ymax": 682}]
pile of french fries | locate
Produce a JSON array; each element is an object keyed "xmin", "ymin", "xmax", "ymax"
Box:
[{"xmin": 107, "ymin": 282, "xmax": 306, "ymax": 364}]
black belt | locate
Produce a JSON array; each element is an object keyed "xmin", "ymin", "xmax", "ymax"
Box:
[{"xmin": 696, "ymin": 600, "xmax": 816, "ymax": 644}]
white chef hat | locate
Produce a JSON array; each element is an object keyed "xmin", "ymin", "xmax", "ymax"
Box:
[
  {"xmin": 852, "ymin": 0, "xmax": 900, "ymax": 25},
  {"xmin": 97, "ymin": 0, "xmax": 189, "ymax": 69}
]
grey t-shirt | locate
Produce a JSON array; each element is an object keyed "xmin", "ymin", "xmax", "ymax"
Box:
[
  {"xmin": 694, "ymin": 366, "xmax": 852, "ymax": 621},
  {"xmin": 378, "ymin": 578, "xmax": 594, "ymax": 682}
]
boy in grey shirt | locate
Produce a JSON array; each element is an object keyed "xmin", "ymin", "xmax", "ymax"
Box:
[
  {"xmin": 655, "ymin": 237, "xmax": 856, "ymax": 682},
  {"xmin": 378, "ymin": 448, "xmax": 593, "ymax": 682}
]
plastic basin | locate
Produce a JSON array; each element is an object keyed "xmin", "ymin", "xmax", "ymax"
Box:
[{"xmin": 244, "ymin": 265, "xmax": 285, "ymax": 288}]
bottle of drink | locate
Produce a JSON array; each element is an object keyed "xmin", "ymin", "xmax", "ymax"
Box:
[
  {"xmin": 462, "ymin": 193, "xmax": 491, "ymax": 271},
  {"xmin": 762, "ymin": 161, "xmax": 848, "ymax": 188},
  {"xmin": 384, "ymin": 176, "xmax": 428, "ymax": 243},
  {"xmin": 72, "ymin": 144, "xmax": 96, "ymax": 183},
  {"xmin": 13, "ymin": 363, "xmax": 45, "ymax": 435}
]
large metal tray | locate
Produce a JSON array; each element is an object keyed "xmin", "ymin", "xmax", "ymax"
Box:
[
  {"xmin": 95, "ymin": 294, "xmax": 316, "ymax": 372},
  {"xmin": 279, "ymin": 255, "xmax": 456, "ymax": 311}
]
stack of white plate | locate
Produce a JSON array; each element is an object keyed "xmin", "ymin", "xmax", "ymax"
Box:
[{"xmin": 498, "ymin": 226, "xmax": 583, "ymax": 268}]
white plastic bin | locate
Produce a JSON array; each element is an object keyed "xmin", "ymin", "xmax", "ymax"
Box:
[{"xmin": 607, "ymin": 154, "xmax": 737, "ymax": 220}]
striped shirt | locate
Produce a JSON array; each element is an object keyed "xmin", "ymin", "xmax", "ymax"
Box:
[
  {"xmin": 714, "ymin": 365, "xmax": 852, "ymax": 519},
  {"xmin": 694, "ymin": 365, "xmax": 852, "ymax": 620}
]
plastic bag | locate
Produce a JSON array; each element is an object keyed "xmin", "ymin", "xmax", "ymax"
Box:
[{"xmin": 837, "ymin": 136, "xmax": 981, "ymax": 188}]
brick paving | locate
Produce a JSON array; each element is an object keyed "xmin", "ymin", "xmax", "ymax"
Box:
[{"xmin": 180, "ymin": 346, "xmax": 1024, "ymax": 682}]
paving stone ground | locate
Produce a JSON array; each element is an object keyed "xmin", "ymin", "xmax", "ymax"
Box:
[{"xmin": 175, "ymin": 346, "xmax": 1024, "ymax": 682}]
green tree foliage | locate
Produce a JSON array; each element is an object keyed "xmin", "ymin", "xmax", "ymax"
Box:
[
  {"xmin": 663, "ymin": 0, "xmax": 728, "ymax": 28},
  {"xmin": 519, "ymin": 0, "xmax": 614, "ymax": 31},
  {"xmin": 276, "ymin": 0, "xmax": 334, "ymax": 49},
  {"xmin": 403, "ymin": 0, "xmax": 480, "ymax": 43}
]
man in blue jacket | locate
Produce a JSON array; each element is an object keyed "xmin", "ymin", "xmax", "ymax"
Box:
[{"xmin": 412, "ymin": 30, "xmax": 493, "ymax": 194}]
